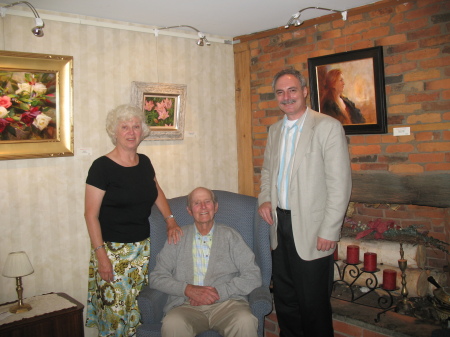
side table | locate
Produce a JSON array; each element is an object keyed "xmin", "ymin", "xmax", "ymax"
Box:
[{"xmin": 0, "ymin": 292, "xmax": 84, "ymax": 337}]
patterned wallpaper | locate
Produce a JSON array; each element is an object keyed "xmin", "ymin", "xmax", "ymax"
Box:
[{"xmin": 0, "ymin": 11, "xmax": 237, "ymax": 336}]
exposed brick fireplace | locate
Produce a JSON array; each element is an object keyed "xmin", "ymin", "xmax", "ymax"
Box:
[
  {"xmin": 260, "ymin": 202, "xmax": 450, "ymax": 337},
  {"xmin": 346, "ymin": 203, "xmax": 449, "ymax": 270}
]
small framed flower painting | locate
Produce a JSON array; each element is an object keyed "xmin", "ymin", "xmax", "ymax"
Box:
[
  {"xmin": 0, "ymin": 51, "xmax": 73, "ymax": 160},
  {"xmin": 131, "ymin": 81, "xmax": 187, "ymax": 140}
]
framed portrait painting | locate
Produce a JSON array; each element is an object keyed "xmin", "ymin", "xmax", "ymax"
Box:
[
  {"xmin": 0, "ymin": 51, "xmax": 73, "ymax": 160},
  {"xmin": 131, "ymin": 81, "xmax": 187, "ymax": 140},
  {"xmin": 308, "ymin": 46, "xmax": 387, "ymax": 134}
]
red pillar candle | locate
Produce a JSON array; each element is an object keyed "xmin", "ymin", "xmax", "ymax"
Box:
[
  {"xmin": 346, "ymin": 245, "xmax": 360, "ymax": 264},
  {"xmin": 333, "ymin": 245, "xmax": 339, "ymax": 261},
  {"xmin": 363, "ymin": 252, "xmax": 377, "ymax": 272},
  {"xmin": 383, "ymin": 269, "xmax": 397, "ymax": 290}
]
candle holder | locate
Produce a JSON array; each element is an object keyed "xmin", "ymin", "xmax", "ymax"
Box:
[
  {"xmin": 333, "ymin": 258, "xmax": 397, "ymax": 314},
  {"xmin": 395, "ymin": 243, "xmax": 415, "ymax": 315},
  {"xmin": 374, "ymin": 243, "xmax": 416, "ymax": 322}
]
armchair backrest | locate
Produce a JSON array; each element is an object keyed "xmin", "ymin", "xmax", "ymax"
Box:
[{"xmin": 148, "ymin": 190, "xmax": 271, "ymax": 287}]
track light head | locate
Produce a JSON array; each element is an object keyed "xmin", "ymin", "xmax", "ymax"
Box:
[
  {"xmin": 1, "ymin": 1, "xmax": 45, "ymax": 37},
  {"xmin": 31, "ymin": 17, "xmax": 44, "ymax": 37},
  {"xmin": 284, "ymin": 6, "xmax": 347, "ymax": 29},
  {"xmin": 158, "ymin": 25, "xmax": 211, "ymax": 46},
  {"xmin": 196, "ymin": 32, "xmax": 211, "ymax": 47}
]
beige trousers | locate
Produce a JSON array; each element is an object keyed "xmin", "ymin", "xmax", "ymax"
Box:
[{"xmin": 161, "ymin": 299, "xmax": 257, "ymax": 337}]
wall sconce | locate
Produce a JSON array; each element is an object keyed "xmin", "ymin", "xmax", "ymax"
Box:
[
  {"xmin": 285, "ymin": 6, "xmax": 347, "ymax": 28},
  {"xmin": 0, "ymin": 1, "xmax": 45, "ymax": 37},
  {"xmin": 155, "ymin": 25, "xmax": 211, "ymax": 46},
  {"xmin": 2, "ymin": 251, "xmax": 35, "ymax": 313}
]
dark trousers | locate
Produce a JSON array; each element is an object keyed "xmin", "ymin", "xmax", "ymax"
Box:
[{"xmin": 272, "ymin": 209, "xmax": 334, "ymax": 337}]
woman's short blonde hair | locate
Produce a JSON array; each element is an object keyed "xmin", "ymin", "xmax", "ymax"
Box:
[{"xmin": 105, "ymin": 104, "xmax": 150, "ymax": 145}]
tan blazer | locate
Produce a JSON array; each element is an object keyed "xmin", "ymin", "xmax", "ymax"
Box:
[{"xmin": 258, "ymin": 108, "xmax": 352, "ymax": 261}]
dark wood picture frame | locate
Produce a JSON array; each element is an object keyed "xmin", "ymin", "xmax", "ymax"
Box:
[{"xmin": 308, "ymin": 46, "xmax": 387, "ymax": 135}]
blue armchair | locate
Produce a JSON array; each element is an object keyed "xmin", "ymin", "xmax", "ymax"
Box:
[{"xmin": 136, "ymin": 190, "xmax": 273, "ymax": 337}]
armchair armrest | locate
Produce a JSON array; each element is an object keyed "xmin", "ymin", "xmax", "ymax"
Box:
[
  {"xmin": 248, "ymin": 285, "xmax": 273, "ymax": 317},
  {"xmin": 137, "ymin": 286, "xmax": 168, "ymax": 324},
  {"xmin": 248, "ymin": 286, "xmax": 273, "ymax": 337}
]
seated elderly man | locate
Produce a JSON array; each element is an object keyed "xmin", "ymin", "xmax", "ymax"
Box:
[{"xmin": 149, "ymin": 187, "xmax": 262, "ymax": 337}]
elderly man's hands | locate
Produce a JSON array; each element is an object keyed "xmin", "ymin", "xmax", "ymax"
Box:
[{"xmin": 185, "ymin": 284, "xmax": 220, "ymax": 306}]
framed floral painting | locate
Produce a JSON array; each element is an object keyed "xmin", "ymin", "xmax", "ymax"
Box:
[
  {"xmin": 0, "ymin": 51, "xmax": 73, "ymax": 160},
  {"xmin": 131, "ymin": 81, "xmax": 187, "ymax": 140}
]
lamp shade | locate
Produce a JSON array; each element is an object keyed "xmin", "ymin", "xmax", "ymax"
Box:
[{"xmin": 2, "ymin": 251, "xmax": 34, "ymax": 278}]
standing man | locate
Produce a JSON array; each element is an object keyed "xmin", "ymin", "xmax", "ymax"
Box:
[{"xmin": 258, "ymin": 68, "xmax": 352, "ymax": 337}]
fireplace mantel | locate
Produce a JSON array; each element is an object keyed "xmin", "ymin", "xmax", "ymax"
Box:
[{"xmin": 350, "ymin": 173, "xmax": 450, "ymax": 208}]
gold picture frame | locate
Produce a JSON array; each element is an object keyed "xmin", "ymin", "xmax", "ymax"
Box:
[
  {"xmin": 0, "ymin": 51, "xmax": 73, "ymax": 160},
  {"xmin": 131, "ymin": 81, "xmax": 187, "ymax": 140}
]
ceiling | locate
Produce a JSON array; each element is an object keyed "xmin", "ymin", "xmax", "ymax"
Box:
[{"xmin": 21, "ymin": 0, "xmax": 378, "ymax": 38}]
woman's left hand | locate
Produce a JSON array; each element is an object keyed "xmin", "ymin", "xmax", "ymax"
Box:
[{"xmin": 167, "ymin": 221, "xmax": 183, "ymax": 244}]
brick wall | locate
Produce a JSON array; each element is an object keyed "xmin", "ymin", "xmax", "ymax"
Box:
[
  {"xmin": 247, "ymin": 0, "xmax": 449, "ymax": 189},
  {"xmin": 239, "ymin": 0, "xmax": 450, "ymax": 269}
]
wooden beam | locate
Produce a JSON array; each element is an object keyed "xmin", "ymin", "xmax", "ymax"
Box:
[
  {"xmin": 351, "ymin": 172, "xmax": 450, "ymax": 208},
  {"xmin": 234, "ymin": 42, "xmax": 255, "ymax": 196}
]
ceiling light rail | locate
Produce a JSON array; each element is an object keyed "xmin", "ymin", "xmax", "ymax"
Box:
[
  {"xmin": 0, "ymin": 1, "xmax": 45, "ymax": 36},
  {"xmin": 0, "ymin": 3, "xmax": 230, "ymax": 44},
  {"xmin": 155, "ymin": 25, "xmax": 211, "ymax": 46},
  {"xmin": 284, "ymin": 6, "xmax": 347, "ymax": 28}
]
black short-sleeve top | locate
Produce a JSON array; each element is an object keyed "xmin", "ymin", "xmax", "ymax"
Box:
[{"xmin": 86, "ymin": 154, "xmax": 158, "ymax": 243}]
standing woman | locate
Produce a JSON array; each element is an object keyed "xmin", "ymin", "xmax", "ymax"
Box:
[{"xmin": 84, "ymin": 104, "xmax": 182, "ymax": 336}]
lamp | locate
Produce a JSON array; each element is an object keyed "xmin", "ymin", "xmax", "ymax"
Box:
[
  {"xmin": 0, "ymin": 1, "xmax": 45, "ymax": 37},
  {"xmin": 156, "ymin": 25, "xmax": 210, "ymax": 46},
  {"xmin": 284, "ymin": 6, "xmax": 347, "ymax": 28},
  {"xmin": 2, "ymin": 251, "xmax": 34, "ymax": 313}
]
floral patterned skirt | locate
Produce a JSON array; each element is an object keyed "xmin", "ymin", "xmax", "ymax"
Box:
[{"xmin": 86, "ymin": 238, "xmax": 150, "ymax": 337}]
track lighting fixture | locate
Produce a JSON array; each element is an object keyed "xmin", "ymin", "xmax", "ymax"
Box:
[
  {"xmin": 284, "ymin": 6, "xmax": 347, "ymax": 28},
  {"xmin": 0, "ymin": 1, "xmax": 44, "ymax": 37},
  {"xmin": 156, "ymin": 25, "xmax": 210, "ymax": 46}
]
